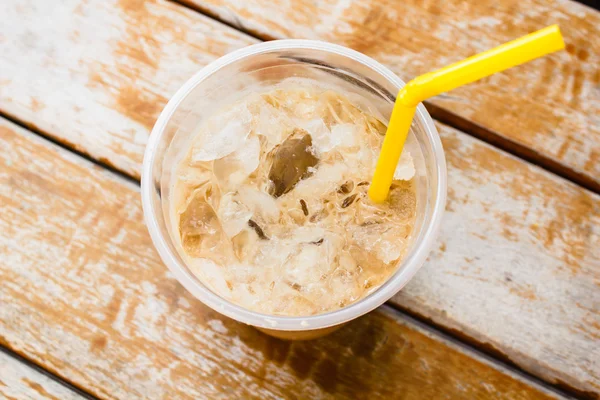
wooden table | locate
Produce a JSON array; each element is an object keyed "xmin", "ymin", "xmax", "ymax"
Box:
[{"xmin": 0, "ymin": 0, "xmax": 598, "ymax": 399}]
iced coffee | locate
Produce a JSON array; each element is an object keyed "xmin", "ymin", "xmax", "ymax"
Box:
[{"xmin": 170, "ymin": 82, "xmax": 417, "ymax": 316}]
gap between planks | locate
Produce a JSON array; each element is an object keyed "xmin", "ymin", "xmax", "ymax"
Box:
[
  {"xmin": 169, "ymin": 0, "xmax": 600, "ymax": 196},
  {"xmin": 0, "ymin": 345, "xmax": 99, "ymax": 400},
  {"xmin": 0, "ymin": 116, "xmax": 580, "ymax": 400},
  {"xmin": 378, "ymin": 305, "xmax": 576, "ymax": 400},
  {"xmin": 383, "ymin": 302, "xmax": 585, "ymax": 400},
  {"xmin": 0, "ymin": 111, "xmax": 139, "ymax": 186}
]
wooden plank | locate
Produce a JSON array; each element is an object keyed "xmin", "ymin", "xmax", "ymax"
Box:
[
  {"xmin": 0, "ymin": 351, "xmax": 85, "ymax": 400},
  {"xmin": 0, "ymin": 0, "xmax": 256, "ymax": 179},
  {"xmin": 0, "ymin": 120, "xmax": 564, "ymax": 400},
  {"xmin": 0, "ymin": 0, "xmax": 598, "ymax": 396},
  {"xmin": 186, "ymin": 0, "xmax": 600, "ymax": 191},
  {"xmin": 396, "ymin": 126, "xmax": 600, "ymax": 398}
]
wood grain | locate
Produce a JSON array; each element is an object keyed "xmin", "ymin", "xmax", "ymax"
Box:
[
  {"xmin": 0, "ymin": 0, "xmax": 598, "ymax": 397},
  {"xmin": 0, "ymin": 0, "xmax": 256, "ymax": 179},
  {"xmin": 397, "ymin": 126, "xmax": 600, "ymax": 397},
  {"xmin": 0, "ymin": 351, "xmax": 84, "ymax": 400},
  {"xmin": 0, "ymin": 119, "xmax": 565, "ymax": 400},
  {"xmin": 186, "ymin": 0, "xmax": 600, "ymax": 191}
]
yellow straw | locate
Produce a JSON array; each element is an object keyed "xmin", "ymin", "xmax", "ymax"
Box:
[{"xmin": 368, "ymin": 25, "xmax": 565, "ymax": 203}]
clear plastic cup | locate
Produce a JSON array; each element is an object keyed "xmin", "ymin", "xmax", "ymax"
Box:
[{"xmin": 141, "ymin": 40, "xmax": 446, "ymax": 340}]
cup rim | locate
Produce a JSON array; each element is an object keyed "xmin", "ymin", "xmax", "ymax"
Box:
[{"xmin": 141, "ymin": 39, "xmax": 447, "ymax": 331}]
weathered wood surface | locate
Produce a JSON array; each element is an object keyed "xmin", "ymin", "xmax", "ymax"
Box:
[
  {"xmin": 0, "ymin": 0, "xmax": 598, "ymax": 396},
  {"xmin": 187, "ymin": 0, "xmax": 600, "ymax": 190},
  {"xmin": 399, "ymin": 127, "xmax": 600, "ymax": 397},
  {"xmin": 0, "ymin": 0, "xmax": 256, "ymax": 179},
  {"xmin": 0, "ymin": 120, "xmax": 566, "ymax": 400},
  {"xmin": 0, "ymin": 351, "xmax": 85, "ymax": 400}
]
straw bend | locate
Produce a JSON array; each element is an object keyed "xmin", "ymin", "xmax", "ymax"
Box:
[{"xmin": 368, "ymin": 24, "xmax": 565, "ymax": 203}]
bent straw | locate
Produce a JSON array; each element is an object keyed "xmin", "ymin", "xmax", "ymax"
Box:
[{"xmin": 368, "ymin": 25, "xmax": 565, "ymax": 203}]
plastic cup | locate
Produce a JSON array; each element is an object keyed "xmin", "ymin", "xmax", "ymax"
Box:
[{"xmin": 141, "ymin": 40, "xmax": 447, "ymax": 340}]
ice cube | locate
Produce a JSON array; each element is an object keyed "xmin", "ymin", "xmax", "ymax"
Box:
[
  {"xmin": 327, "ymin": 266, "xmax": 361, "ymax": 308},
  {"xmin": 291, "ymin": 101, "xmax": 317, "ymax": 119},
  {"xmin": 238, "ymin": 186, "xmax": 280, "ymax": 222},
  {"xmin": 373, "ymin": 234, "xmax": 404, "ymax": 264},
  {"xmin": 191, "ymin": 104, "xmax": 252, "ymax": 162},
  {"xmin": 177, "ymin": 162, "xmax": 212, "ymax": 185},
  {"xmin": 319, "ymin": 91, "xmax": 363, "ymax": 128},
  {"xmin": 352, "ymin": 223, "xmax": 404, "ymax": 264},
  {"xmin": 179, "ymin": 188, "xmax": 225, "ymax": 257},
  {"xmin": 366, "ymin": 115, "xmax": 387, "ymax": 136},
  {"xmin": 393, "ymin": 150, "xmax": 415, "ymax": 181},
  {"xmin": 329, "ymin": 123, "xmax": 358, "ymax": 149},
  {"xmin": 217, "ymin": 192, "xmax": 253, "ymax": 238},
  {"xmin": 338, "ymin": 252, "xmax": 358, "ymax": 271},
  {"xmin": 292, "ymin": 226, "xmax": 327, "ymax": 244},
  {"xmin": 294, "ymin": 118, "xmax": 330, "ymax": 153},
  {"xmin": 214, "ymin": 135, "xmax": 261, "ymax": 188},
  {"xmin": 254, "ymin": 239, "xmax": 296, "ymax": 271},
  {"xmin": 268, "ymin": 129, "xmax": 319, "ymax": 198},
  {"xmin": 296, "ymin": 119, "xmax": 357, "ymax": 154},
  {"xmin": 179, "ymin": 188, "xmax": 219, "ymax": 237},
  {"xmin": 188, "ymin": 258, "xmax": 232, "ymax": 297},
  {"xmin": 284, "ymin": 245, "xmax": 332, "ymax": 287},
  {"xmin": 276, "ymin": 88, "xmax": 318, "ymax": 120},
  {"xmin": 231, "ymin": 227, "xmax": 262, "ymax": 262},
  {"xmin": 293, "ymin": 162, "xmax": 348, "ymax": 199},
  {"xmin": 254, "ymin": 101, "xmax": 293, "ymax": 152}
]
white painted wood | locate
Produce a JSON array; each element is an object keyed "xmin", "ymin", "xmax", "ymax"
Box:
[
  {"xmin": 0, "ymin": 352, "xmax": 84, "ymax": 400},
  {"xmin": 399, "ymin": 125, "xmax": 600, "ymax": 396},
  {"xmin": 0, "ymin": 0, "xmax": 256, "ymax": 178}
]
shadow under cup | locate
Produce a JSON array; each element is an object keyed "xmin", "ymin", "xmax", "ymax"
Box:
[{"xmin": 141, "ymin": 40, "xmax": 447, "ymax": 340}]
